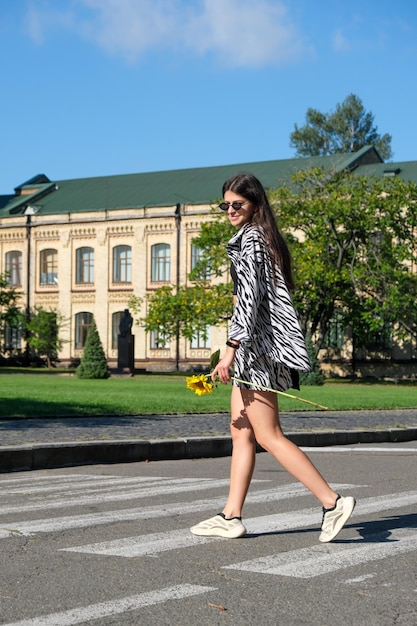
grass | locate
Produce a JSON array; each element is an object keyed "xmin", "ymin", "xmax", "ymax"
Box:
[{"xmin": 0, "ymin": 371, "xmax": 416, "ymax": 418}]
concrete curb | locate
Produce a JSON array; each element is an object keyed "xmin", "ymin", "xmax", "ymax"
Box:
[{"xmin": 1, "ymin": 427, "xmax": 416, "ymax": 473}]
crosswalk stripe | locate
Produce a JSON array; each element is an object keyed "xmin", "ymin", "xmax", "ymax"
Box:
[
  {"xmin": 224, "ymin": 528, "xmax": 417, "ymax": 578},
  {"xmin": 61, "ymin": 490, "xmax": 417, "ymax": 558},
  {"xmin": 0, "ymin": 477, "xmax": 236, "ymax": 515},
  {"xmin": 0, "ymin": 483, "xmax": 355, "ymax": 539},
  {"xmin": 1, "ymin": 584, "xmax": 216, "ymax": 626},
  {"xmin": 246, "ymin": 490, "xmax": 417, "ymax": 534},
  {"xmin": 302, "ymin": 446, "xmax": 417, "ymax": 453},
  {"xmin": 0, "ymin": 475, "xmax": 173, "ymax": 496},
  {"xmin": 1, "ymin": 477, "xmax": 213, "ymax": 501},
  {"xmin": 64, "ymin": 528, "xmax": 216, "ymax": 556},
  {"xmin": 0, "ymin": 473, "xmax": 119, "ymax": 486}
]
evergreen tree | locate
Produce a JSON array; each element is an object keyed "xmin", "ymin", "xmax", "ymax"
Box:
[
  {"xmin": 76, "ymin": 318, "xmax": 109, "ymax": 379},
  {"xmin": 290, "ymin": 94, "xmax": 392, "ymax": 160},
  {"xmin": 299, "ymin": 333, "xmax": 325, "ymax": 386}
]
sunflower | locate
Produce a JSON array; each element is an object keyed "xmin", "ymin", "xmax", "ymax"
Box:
[{"xmin": 186, "ymin": 374, "xmax": 214, "ymax": 396}]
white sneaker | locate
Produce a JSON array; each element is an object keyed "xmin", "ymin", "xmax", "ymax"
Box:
[
  {"xmin": 319, "ymin": 495, "xmax": 356, "ymax": 543},
  {"xmin": 190, "ymin": 513, "xmax": 246, "ymax": 538}
]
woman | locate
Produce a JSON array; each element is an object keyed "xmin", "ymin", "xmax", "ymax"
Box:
[{"xmin": 190, "ymin": 172, "xmax": 355, "ymax": 542}]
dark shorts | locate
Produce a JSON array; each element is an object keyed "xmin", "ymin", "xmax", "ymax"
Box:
[{"xmin": 232, "ymin": 350, "xmax": 293, "ymax": 393}]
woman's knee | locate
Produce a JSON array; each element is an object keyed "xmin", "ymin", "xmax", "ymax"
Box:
[
  {"xmin": 254, "ymin": 428, "xmax": 285, "ymax": 454},
  {"xmin": 230, "ymin": 421, "xmax": 256, "ymax": 446}
]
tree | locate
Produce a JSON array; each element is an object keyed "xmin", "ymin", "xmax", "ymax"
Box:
[
  {"xmin": 290, "ymin": 94, "xmax": 392, "ymax": 160},
  {"xmin": 76, "ymin": 318, "xmax": 109, "ymax": 379},
  {"xmin": 25, "ymin": 307, "xmax": 65, "ymax": 368},
  {"xmin": 132, "ymin": 283, "xmax": 232, "ymax": 346},
  {"xmin": 188, "ymin": 218, "xmax": 235, "ymax": 280},
  {"xmin": 299, "ymin": 333, "xmax": 324, "ymax": 386},
  {"xmin": 136, "ymin": 169, "xmax": 417, "ymax": 367},
  {"xmin": 272, "ymin": 168, "xmax": 417, "ymax": 357},
  {"xmin": 129, "ymin": 212, "xmax": 235, "ymax": 344}
]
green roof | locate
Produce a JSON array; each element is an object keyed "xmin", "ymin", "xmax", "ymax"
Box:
[
  {"xmin": 351, "ymin": 161, "xmax": 417, "ymax": 184},
  {"xmin": 2, "ymin": 146, "xmax": 415, "ymax": 219}
]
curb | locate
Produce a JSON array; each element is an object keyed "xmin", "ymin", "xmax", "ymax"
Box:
[{"xmin": 1, "ymin": 427, "xmax": 416, "ymax": 473}]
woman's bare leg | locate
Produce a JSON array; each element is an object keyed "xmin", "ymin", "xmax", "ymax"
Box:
[
  {"xmin": 242, "ymin": 388, "xmax": 338, "ymax": 509},
  {"xmin": 222, "ymin": 386, "xmax": 256, "ymax": 518}
]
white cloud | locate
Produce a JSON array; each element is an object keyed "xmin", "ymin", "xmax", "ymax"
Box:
[
  {"xmin": 332, "ymin": 29, "xmax": 350, "ymax": 52},
  {"xmin": 78, "ymin": 0, "xmax": 179, "ymax": 62},
  {"xmin": 184, "ymin": 0, "xmax": 306, "ymax": 67},
  {"xmin": 23, "ymin": 0, "xmax": 309, "ymax": 68},
  {"xmin": 24, "ymin": 2, "xmax": 76, "ymax": 45}
]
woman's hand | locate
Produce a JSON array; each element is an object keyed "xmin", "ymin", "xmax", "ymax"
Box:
[{"xmin": 211, "ymin": 347, "xmax": 236, "ymax": 384}]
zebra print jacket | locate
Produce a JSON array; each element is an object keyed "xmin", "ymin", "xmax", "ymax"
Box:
[{"xmin": 227, "ymin": 222, "xmax": 310, "ymax": 372}]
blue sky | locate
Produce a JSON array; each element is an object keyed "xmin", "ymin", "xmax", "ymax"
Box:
[{"xmin": 1, "ymin": 0, "xmax": 417, "ymax": 191}]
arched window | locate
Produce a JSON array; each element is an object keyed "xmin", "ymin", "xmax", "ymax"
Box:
[
  {"xmin": 40, "ymin": 249, "xmax": 58, "ymax": 285},
  {"xmin": 191, "ymin": 244, "xmax": 211, "ymax": 280},
  {"xmin": 76, "ymin": 247, "xmax": 94, "ymax": 284},
  {"xmin": 112, "ymin": 311, "xmax": 124, "ymax": 349},
  {"xmin": 113, "ymin": 245, "xmax": 132, "ymax": 283},
  {"xmin": 150, "ymin": 330, "xmax": 170, "ymax": 349},
  {"xmin": 191, "ymin": 327, "xmax": 211, "ymax": 350},
  {"xmin": 151, "ymin": 243, "xmax": 170, "ymax": 282},
  {"xmin": 322, "ymin": 310, "xmax": 345, "ymax": 350},
  {"xmin": 5, "ymin": 251, "xmax": 22, "ymax": 286},
  {"xmin": 75, "ymin": 312, "xmax": 93, "ymax": 349},
  {"xmin": 4, "ymin": 322, "xmax": 23, "ymax": 352}
]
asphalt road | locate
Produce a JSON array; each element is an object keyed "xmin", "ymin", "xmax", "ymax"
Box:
[{"xmin": 1, "ymin": 442, "xmax": 416, "ymax": 625}]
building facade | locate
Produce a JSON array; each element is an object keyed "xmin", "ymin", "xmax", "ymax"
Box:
[{"xmin": 1, "ymin": 147, "xmax": 417, "ymax": 376}]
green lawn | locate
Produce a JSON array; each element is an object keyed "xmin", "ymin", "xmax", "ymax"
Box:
[{"xmin": 0, "ymin": 371, "xmax": 416, "ymax": 418}]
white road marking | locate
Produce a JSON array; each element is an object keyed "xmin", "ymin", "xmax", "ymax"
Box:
[
  {"xmin": 224, "ymin": 528, "xmax": 417, "ymax": 578},
  {"xmin": 0, "ymin": 475, "xmax": 172, "ymax": 495},
  {"xmin": 0, "ymin": 477, "xmax": 235, "ymax": 515},
  {"xmin": 61, "ymin": 490, "xmax": 417, "ymax": 557},
  {"xmin": 343, "ymin": 573, "xmax": 376, "ymax": 584},
  {"xmin": 0, "ymin": 473, "xmax": 121, "ymax": 486},
  {"xmin": 1, "ymin": 584, "xmax": 216, "ymax": 626},
  {"xmin": 2, "ymin": 473, "xmax": 416, "ymax": 624},
  {"xmin": 302, "ymin": 446, "xmax": 417, "ymax": 453},
  {"xmin": 0, "ymin": 483, "xmax": 355, "ymax": 539},
  {"xmin": 64, "ymin": 527, "xmax": 216, "ymax": 556}
]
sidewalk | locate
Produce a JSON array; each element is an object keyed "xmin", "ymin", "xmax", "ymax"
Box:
[{"xmin": 1, "ymin": 409, "xmax": 416, "ymax": 473}]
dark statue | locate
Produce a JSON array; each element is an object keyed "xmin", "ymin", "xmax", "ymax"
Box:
[
  {"xmin": 119, "ymin": 309, "xmax": 133, "ymax": 337},
  {"xmin": 118, "ymin": 309, "xmax": 134, "ymax": 373}
]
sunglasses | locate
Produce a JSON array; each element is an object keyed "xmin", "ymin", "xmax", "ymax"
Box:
[{"xmin": 218, "ymin": 201, "xmax": 248, "ymax": 212}]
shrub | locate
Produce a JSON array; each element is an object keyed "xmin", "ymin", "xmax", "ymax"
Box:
[
  {"xmin": 299, "ymin": 333, "xmax": 325, "ymax": 386},
  {"xmin": 76, "ymin": 319, "xmax": 109, "ymax": 379}
]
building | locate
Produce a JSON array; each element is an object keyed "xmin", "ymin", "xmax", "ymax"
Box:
[{"xmin": 1, "ymin": 146, "xmax": 416, "ymax": 375}]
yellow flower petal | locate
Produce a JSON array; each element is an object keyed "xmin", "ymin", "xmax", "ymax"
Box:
[{"xmin": 186, "ymin": 374, "xmax": 214, "ymax": 396}]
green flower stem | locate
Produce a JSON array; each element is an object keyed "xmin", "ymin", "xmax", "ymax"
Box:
[{"xmin": 231, "ymin": 377, "xmax": 328, "ymax": 410}]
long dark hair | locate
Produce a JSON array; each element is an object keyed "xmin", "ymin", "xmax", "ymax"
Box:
[{"xmin": 222, "ymin": 172, "xmax": 294, "ymax": 290}]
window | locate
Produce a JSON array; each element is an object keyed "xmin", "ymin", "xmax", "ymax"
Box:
[
  {"xmin": 113, "ymin": 245, "xmax": 132, "ymax": 283},
  {"xmin": 150, "ymin": 330, "xmax": 170, "ymax": 349},
  {"xmin": 76, "ymin": 247, "xmax": 94, "ymax": 284},
  {"xmin": 75, "ymin": 312, "xmax": 93, "ymax": 349},
  {"xmin": 365, "ymin": 322, "xmax": 392, "ymax": 352},
  {"xmin": 112, "ymin": 311, "xmax": 124, "ymax": 349},
  {"xmin": 191, "ymin": 327, "xmax": 211, "ymax": 350},
  {"xmin": 40, "ymin": 249, "xmax": 58, "ymax": 286},
  {"xmin": 191, "ymin": 244, "xmax": 211, "ymax": 280},
  {"xmin": 5, "ymin": 251, "xmax": 22, "ymax": 286},
  {"xmin": 151, "ymin": 243, "xmax": 170, "ymax": 282},
  {"xmin": 323, "ymin": 312, "xmax": 345, "ymax": 350},
  {"xmin": 4, "ymin": 322, "xmax": 23, "ymax": 352}
]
